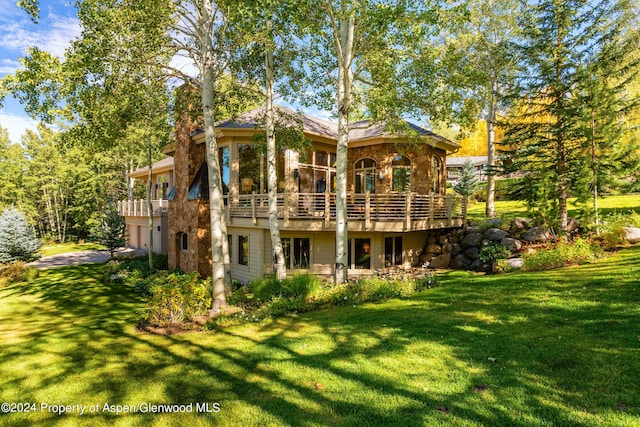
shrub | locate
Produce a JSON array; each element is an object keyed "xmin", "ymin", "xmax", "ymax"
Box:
[
  {"xmin": 144, "ymin": 271, "xmax": 211, "ymax": 326},
  {"xmin": 522, "ymin": 238, "xmax": 601, "ymax": 271},
  {"xmin": 249, "ymin": 273, "xmax": 321, "ymax": 301},
  {"xmin": 0, "ymin": 208, "xmax": 41, "ymax": 263},
  {"xmin": 0, "ymin": 262, "xmax": 39, "ymax": 287},
  {"xmin": 600, "ymin": 211, "xmax": 640, "ymax": 248},
  {"xmin": 479, "ymin": 242, "xmax": 511, "ymax": 264}
]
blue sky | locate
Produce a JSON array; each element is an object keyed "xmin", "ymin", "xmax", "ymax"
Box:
[{"xmin": 0, "ymin": 0, "xmax": 81, "ymax": 143}]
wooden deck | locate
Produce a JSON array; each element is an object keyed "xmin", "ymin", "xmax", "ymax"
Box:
[
  {"xmin": 117, "ymin": 199, "xmax": 169, "ymax": 217},
  {"xmin": 225, "ymin": 192, "xmax": 465, "ymax": 232}
]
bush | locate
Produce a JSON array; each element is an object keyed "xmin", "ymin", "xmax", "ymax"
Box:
[
  {"xmin": 600, "ymin": 211, "xmax": 640, "ymax": 248},
  {"xmin": 209, "ymin": 271, "xmax": 440, "ymax": 328},
  {"xmin": 0, "ymin": 262, "xmax": 39, "ymax": 287},
  {"xmin": 479, "ymin": 242, "xmax": 511, "ymax": 264},
  {"xmin": 522, "ymin": 238, "xmax": 601, "ymax": 271},
  {"xmin": 0, "ymin": 208, "xmax": 41, "ymax": 263},
  {"xmin": 144, "ymin": 271, "xmax": 211, "ymax": 326}
]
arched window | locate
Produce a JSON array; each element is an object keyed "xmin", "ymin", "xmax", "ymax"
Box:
[
  {"xmin": 431, "ymin": 156, "xmax": 443, "ymax": 194},
  {"xmin": 354, "ymin": 158, "xmax": 376, "ymax": 193},
  {"xmin": 392, "ymin": 155, "xmax": 411, "ymax": 192}
]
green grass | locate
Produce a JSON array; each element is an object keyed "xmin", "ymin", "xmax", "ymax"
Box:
[
  {"xmin": 467, "ymin": 193, "xmax": 640, "ymax": 222},
  {"xmin": 1, "ymin": 249, "xmax": 640, "ymax": 426},
  {"xmin": 39, "ymin": 242, "xmax": 106, "ymax": 257}
]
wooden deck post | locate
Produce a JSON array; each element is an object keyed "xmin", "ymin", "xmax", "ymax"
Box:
[
  {"xmin": 404, "ymin": 193, "xmax": 412, "ymax": 230},
  {"xmin": 324, "ymin": 192, "xmax": 331, "ymax": 226},
  {"xmin": 251, "ymin": 191, "xmax": 257, "ymax": 225},
  {"xmin": 365, "ymin": 190, "xmax": 371, "ymax": 229},
  {"xmin": 429, "ymin": 193, "xmax": 435, "ymax": 228}
]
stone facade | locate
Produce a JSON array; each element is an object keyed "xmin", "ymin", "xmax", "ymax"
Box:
[{"xmin": 348, "ymin": 143, "xmax": 446, "ymax": 194}]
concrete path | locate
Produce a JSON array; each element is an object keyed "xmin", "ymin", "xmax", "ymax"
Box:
[{"xmin": 28, "ymin": 248, "xmax": 147, "ymax": 269}]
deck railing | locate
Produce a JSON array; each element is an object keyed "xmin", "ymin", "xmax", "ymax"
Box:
[
  {"xmin": 228, "ymin": 192, "xmax": 464, "ymax": 226},
  {"xmin": 117, "ymin": 199, "xmax": 169, "ymax": 217}
]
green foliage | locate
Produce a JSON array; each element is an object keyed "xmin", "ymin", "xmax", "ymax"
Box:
[
  {"xmin": 453, "ymin": 159, "xmax": 480, "ymax": 196},
  {"xmin": 92, "ymin": 202, "xmax": 125, "ymax": 258},
  {"xmin": 0, "ymin": 261, "xmax": 39, "ymax": 287},
  {"xmin": 0, "ymin": 208, "xmax": 42, "ymax": 263},
  {"xmin": 144, "ymin": 271, "xmax": 211, "ymax": 326},
  {"xmin": 522, "ymin": 238, "xmax": 601, "ymax": 271},
  {"xmin": 211, "ymin": 272, "xmax": 440, "ymax": 328},
  {"xmin": 600, "ymin": 211, "xmax": 640, "ymax": 248},
  {"xmin": 479, "ymin": 242, "xmax": 511, "ymax": 264},
  {"xmin": 250, "ymin": 273, "xmax": 322, "ymax": 302}
]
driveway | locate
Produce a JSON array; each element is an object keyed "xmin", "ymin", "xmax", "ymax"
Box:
[{"xmin": 28, "ymin": 248, "xmax": 147, "ymax": 269}]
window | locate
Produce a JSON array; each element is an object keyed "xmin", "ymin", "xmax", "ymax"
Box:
[
  {"xmin": 187, "ymin": 162, "xmax": 209, "ymax": 200},
  {"xmin": 392, "ymin": 155, "xmax": 411, "ymax": 192},
  {"xmin": 227, "ymin": 234, "xmax": 233, "ymax": 264},
  {"xmin": 239, "ymin": 144, "xmax": 263, "ymax": 194},
  {"xmin": 238, "ymin": 235, "xmax": 249, "ymax": 266},
  {"xmin": 281, "ymin": 237, "xmax": 310, "ymax": 269},
  {"xmin": 181, "ymin": 233, "xmax": 188, "ymax": 251},
  {"xmin": 384, "ymin": 236, "xmax": 402, "ymax": 267},
  {"xmin": 354, "ymin": 158, "xmax": 376, "ymax": 194},
  {"xmin": 431, "ymin": 156, "xmax": 443, "ymax": 194},
  {"xmin": 348, "ymin": 238, "xmax": 371, "ymax": 270},
  {"xmin": 219, "ymin": 146, "xmax": 230, "ymax": 195}
]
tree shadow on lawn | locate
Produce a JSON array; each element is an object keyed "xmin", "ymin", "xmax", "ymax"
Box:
[{"xmin": 2, "ymin": 251, "xmax": 640, "ymax": 426}]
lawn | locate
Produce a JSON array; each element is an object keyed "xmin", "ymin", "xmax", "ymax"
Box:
[
  {"xmin": 39, "ymin": 242, "xmax": 106, "ymax": 257},
  {"xmin": 466, "ymin": 193, "xmax": 640, "ymax": 222},
  {"xmin": 1, "ymin": 247, "xmax": 639, "ymax": 426}
]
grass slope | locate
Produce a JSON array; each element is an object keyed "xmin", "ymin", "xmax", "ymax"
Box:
[
  {"xmin": 1, "ymin": 248, "xmax": 639, "ymax": 426},
  {"xmin": 39, "ymin": 242, "xmax": 106, "ymax": 257},
  {"xmin": 466, "ymin": 193, "xmax": 640, "ymax": 221}
]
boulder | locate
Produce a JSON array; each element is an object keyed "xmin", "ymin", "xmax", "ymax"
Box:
[
  {"xmin": 623, "ymin": 227, "xmax": 640, "ymax": 243},
  {"xmin": 567, "ymin": 217, "xmax": 580, "ymax": 233},
  {"xmin": 461, "ymin": 233, "xmax": 484, "ymax": 248},
  {"xmin": 470, "ymin": 259, "xmax": 485, "ymax": 272},
  {"xmin": 430, "ymin": 253, "xmax": 451, "ymax": 269},
  {"xmin": 492, "ymin": 257, "xmax": 523, "ymax": 273},
  {"xmin": 500, "ymin": 237, "xmax": 523, "ymax": 252},
  {"xmin": 466, "ymin": 226, "xmax": 481, "ymax": 235},
  {"xmin": 486, "ymin": 218, "xmax": 504, "ymax": 228},
  {"xmin": 523, "ymin": 226, "xmax": 553, "ymax": 242},
  {"xmin": 427, "ymin": 235, "xmax": 437, "ymax": 245},
  {"xmin": 451, "ymin": 243, "xmax": 462, "ymax": 256},
  {"xmin": 464, "ymin": 247, "xmax": 480, "ymax": 260},
  {"xmin": 511, "ymin": 217, "xmax": 533, "ymax": 231},
  {"xmin": 485, "ymin": 228, "xmax": 509, "ymax": 242},
  {"xmin": 449, "ymin": 234, "xmax": 459, "ymax": 244},
  {"xmin": 426, "ymin": 243, "xmax": 442, "ymax": 254},
  {"xmin": 450, "ymin": 254, "xmax": 472, "ymax": 270},
  {"xmin": 442, "ymin": 243, "xmax": 452, "ymax": 254},
  {"xmin": 438, "ymin": 235, "xmax": 448, "ymax": 245},
  {"xmin": 419, "ymin": 253, "xmax": 434, "ymax": 264}
]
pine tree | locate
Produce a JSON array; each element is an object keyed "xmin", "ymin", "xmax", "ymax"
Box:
[
  {"xmin": 93, "ymin": 203, "xmax": 125, "ymax": 259},
  {"xmin": 0, "ymin": 208, "xmax": 42, "ymax": 263},
  {"xmin": 453, "ymin": 160, "xmax": 480, "ymax": 224}
]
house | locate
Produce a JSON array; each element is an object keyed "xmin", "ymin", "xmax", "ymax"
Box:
[
  {"xmin": 163, "ymin": 107, "xmax": 465, "ymax": 282},
  {"xmin": 446, "ymin": 156, "xmax": 491, "ymax": 184},
  {"xmin": 117, "ymin": 157, "xmax": 174, "ymax": 254}
]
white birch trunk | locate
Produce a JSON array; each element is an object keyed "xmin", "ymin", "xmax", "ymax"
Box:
[
  {"xmin": 334, "ymin": 14, "xmax": 355, "ymax": 284},
  {"xmin": 265, "ymin": 32, "xmax": 286, "ymax": 280},
  {"xmin": 147, "ymin": 141, "xmax": 154, "ymax": 270},
  {"xmin": 485, "ymin": 90, "xmax": 496, "ymax": 218},
  {"xmin": 200, "ymin": 0, "xmax": 230, "ymax": 311}
]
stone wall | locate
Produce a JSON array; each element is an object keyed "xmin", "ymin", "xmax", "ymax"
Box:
[{"xmin": 348, "ymin": 143, "xmax": 446, "ymax": 194}]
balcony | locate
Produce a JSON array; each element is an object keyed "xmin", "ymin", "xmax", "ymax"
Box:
[
  {"xmin": 226, "ymin": 192, "xmax": 466, "ymax": 232},
  {"xmin": 118, "ymin": 199, "xmax": 169, "ymax": 217}
]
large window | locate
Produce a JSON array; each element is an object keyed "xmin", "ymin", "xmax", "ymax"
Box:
[
  {"xmin": 392, "ymin": 155, "xmax": 411, "ymax": 192},
  {"xmin": 281, "ymin": 237, "xmax": 310, "ymax": 269},
  {"xmin": 384, "ymin": 236, "xmax": 402, "ymax": 267},
  {"xmin": 354, "ymin": 158, "xmax": 376, "ymax": 193},
  {"xmin": 238, "ymin": 235, "xmax": 249, "ymax": 266},
  {"xmin": 348, "ymin": 238, "xmax": 371, "ymax": 270},
  {"xmin": 238, "ymin": 144, "xmax": 263, "ymax": 194}
]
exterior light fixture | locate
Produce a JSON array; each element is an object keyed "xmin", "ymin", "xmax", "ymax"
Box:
[{"xmin": 377, "ymin": 170, "xmax": 383, "ymax": 181}]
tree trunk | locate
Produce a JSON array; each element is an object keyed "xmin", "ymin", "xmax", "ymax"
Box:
[
  {"xmin": 265, "ymin": 31, "xmax": 286, "ymax": 280},
  {"xmin": 147, "ymin": 139, "xmax": 154, "ymax": 271},
  {"xmin": 334, "ymin": 14, "xmax": 355, "ymax": 284},
  {"xmin": 485, "ymin": 91, "xmax": 496, "ymax": 218},
  {"xmin": 201, "ymin": 0, "xmax": 230, "ymax": 311}
]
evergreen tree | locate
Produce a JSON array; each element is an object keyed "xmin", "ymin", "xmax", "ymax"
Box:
[
  {"xmin": 453, "ymin": 159, "xmax": 480, "ymax": 223},
  {"xmin": 93, "ymin": 203, "xmax": 126, "ymax": 259},
  {"xmin": 0, "ymin": 208, "xmax": 42, "ymax": 263}
]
